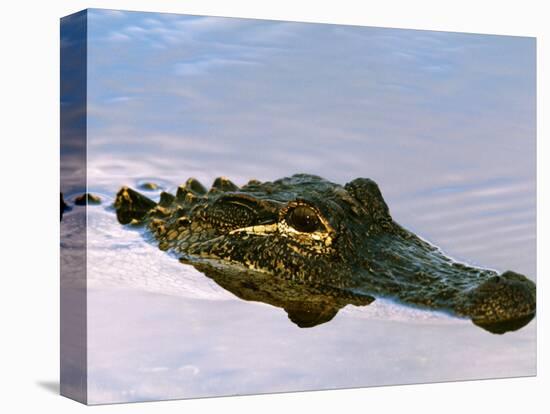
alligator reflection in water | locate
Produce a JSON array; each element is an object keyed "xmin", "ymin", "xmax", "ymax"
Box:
[
  {"xmin": 186, "ymin": 259, "xmax": 374, "ymax": 328},
  {"xmin": 113, "ymin": 174, "xmax": 536, "ymax": 334}
]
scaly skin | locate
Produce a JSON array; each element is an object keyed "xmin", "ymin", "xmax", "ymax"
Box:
[{"xmin": 114, "ymin": 174, "xmax": 536, "ymax": 333}]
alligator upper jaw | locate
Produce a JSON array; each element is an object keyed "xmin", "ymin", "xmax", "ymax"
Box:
[
  {"xmin": 358, "ymin": 231, "xmax": 537, "ymax": 334},
  {"xmin": 407, "ymin": 267, "xmax": 535, "ymax": 334}
]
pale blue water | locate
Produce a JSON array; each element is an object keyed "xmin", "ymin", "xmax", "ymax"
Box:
[{"xmin": 68, "ymin": 9, "xmax": 537, "ymax": 404}]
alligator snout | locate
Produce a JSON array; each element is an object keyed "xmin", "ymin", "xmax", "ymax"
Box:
[{"xmin": 458, "ymin": 271, "xmax": 536, "ymax": 334}]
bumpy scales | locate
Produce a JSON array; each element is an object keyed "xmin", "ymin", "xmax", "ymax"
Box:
[{"xmin": 115, "ymin": 174, "xmax": 536, "ymax": 333}]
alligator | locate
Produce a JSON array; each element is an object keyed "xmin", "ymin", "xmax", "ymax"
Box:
[{"xmin": 114, "ymin": 174, "xmax": 536, "ymax": 333}]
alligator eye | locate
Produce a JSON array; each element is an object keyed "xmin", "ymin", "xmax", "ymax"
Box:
[{"xmin": 285, "ymin": 205, "xmax": 321, "ymax": 233}]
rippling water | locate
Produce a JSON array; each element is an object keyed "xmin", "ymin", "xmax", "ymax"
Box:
[{"xmin": 63, "ymin": 9, "xmax": 536, "ymax": 404}]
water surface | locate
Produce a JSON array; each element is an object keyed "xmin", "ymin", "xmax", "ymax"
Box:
[{"xmin": 73, "ymin": 9, "xmax": 537, "ymax": 404}]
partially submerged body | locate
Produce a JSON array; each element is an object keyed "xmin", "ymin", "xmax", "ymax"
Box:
[{"xmin": 114, "ymin": 174, "xmax": 536, "ymax": 333}]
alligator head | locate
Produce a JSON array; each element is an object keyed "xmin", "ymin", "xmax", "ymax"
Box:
[{"xmin": 114, "ymin": 174, "xmax": 536, "ymax": 333}]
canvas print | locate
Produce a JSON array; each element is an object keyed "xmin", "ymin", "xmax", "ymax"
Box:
[{"xmin": 60, "ymin": 9, "xmax": 537, "ymax": 405}]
